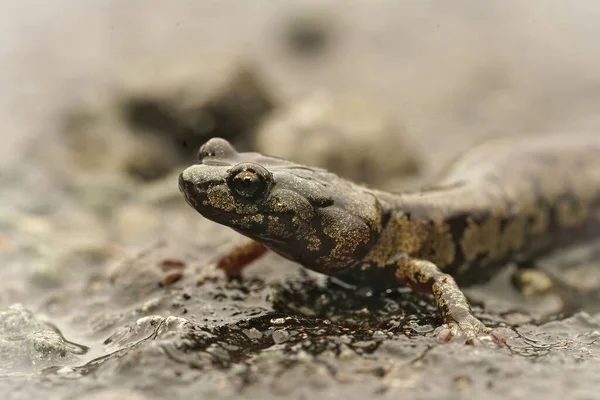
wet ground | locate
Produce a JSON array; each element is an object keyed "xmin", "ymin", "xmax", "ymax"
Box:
[{"xmin": 3, "ymin": 1, "xmax": 600, "ymax": 399}]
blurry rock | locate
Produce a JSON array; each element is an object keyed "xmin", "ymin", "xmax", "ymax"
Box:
[
  {"xmin": 0, "ymin": 209, "xmax": 114, "ymax": 290},
  {"xmin": 282, "ymin": 9, "xmax": 337, "ymax": 56},
  {"xmin": 60, "ymin": 110, "xmax": 136, "ymax": 174},
  {"xmin": 108, "ymin": 241, "xmax": 177, "ymax": 304},
  {"xmin": 255, "ymin": 92, "xmax": 421, "ymax": 187},
  {"xmin": 107, "ymin": 237, "xmax": 226, "ymax": 304},
  {"xmin": 122, "ymin": 59, "xmax": 275, "ymax": 144},
  {"xmin": 0, "ymin": 304, "xmax": 88, "ymax": 373},
  {"xmin": 28, "ymin": 239, "xmax": 118, "ymax": 290},
  {"xmin": 118, "ymin": 58, "xmax": 276, "ymax": 180},
  {"xmin": 61, "ymin": 58, "xmax": 276, "ymax": 182},
  {"xmin": 66, "ymin": 172, "xmax": 136, "ymax": 215},
  {"xmin": 111, "ymin": 203, "xmax": 162, "ymax": 243}
]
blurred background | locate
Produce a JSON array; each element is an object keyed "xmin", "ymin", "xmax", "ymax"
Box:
[{"xmin": 2, "ymin": 1, "xmax": 600, "ymax": 398}]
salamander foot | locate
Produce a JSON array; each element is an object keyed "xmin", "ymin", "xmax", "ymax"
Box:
[{"xmin": 434, "ymin": 316, "xmax": 506, "ymax": 346}]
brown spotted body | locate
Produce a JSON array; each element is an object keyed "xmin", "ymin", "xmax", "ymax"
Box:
[
  {"xmin": 179, "ymin": 134, "xmax": 600, "ymax": 344},
  {"xmin": 355, "ymin": 134, "xmax": 600, "ymax": 287}
]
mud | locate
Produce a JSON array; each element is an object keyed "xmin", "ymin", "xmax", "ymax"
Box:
[{"xmin": 2, "ymin": 1, "xmax": 600, "ymax": 400}]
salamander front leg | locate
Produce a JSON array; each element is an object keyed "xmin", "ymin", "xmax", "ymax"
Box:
[
  {"xmin": 393, "ymin": 255, "xmax": 506, "ymax": 345},
  {"xmin": 215, "ymin": 238, "xmax": 268, "ymax": 278}
]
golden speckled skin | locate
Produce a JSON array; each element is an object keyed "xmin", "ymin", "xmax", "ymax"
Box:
[
  {"xmin": 362, "ymin": 134, "xmax": 600, "ymax": 285},
  {"xmin": 179, "ymin": 134, "xmax": 600, "ymax": 344}
]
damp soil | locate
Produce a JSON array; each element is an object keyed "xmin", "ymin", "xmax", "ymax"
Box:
[{"xmin": 3, "ymin": 2, "xmax": 600, "ymax": 400}]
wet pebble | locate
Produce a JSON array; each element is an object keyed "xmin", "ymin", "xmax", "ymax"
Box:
[
  {"xmin": 272, "ymin": 329, "xmax": 291, "ymax": 344},
  {"xmin": 0, "ymin": 304, "xmax": 88, "ymax": 373},
  {"xmin": 242, "ymin": 328, "xmax": 263, "ymax": 340}
]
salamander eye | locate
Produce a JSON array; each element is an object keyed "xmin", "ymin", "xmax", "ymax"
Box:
[
  {"xmin": 227, "ymin": 163, "xmax": 273, "ymax": 199},
  {"xmin": 198, "ymin": 138, "xmax": 237, "ymax": 162}
]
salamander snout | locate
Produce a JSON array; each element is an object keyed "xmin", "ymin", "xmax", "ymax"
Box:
[
  {"xmin": 179, "ymin": 169, "xmax": 202, "ymax": 208},
  {"xmin": 178, "ymin": 171, "xmax": 191, "ymax": 195},
  {"xmin": 178, "ymin": 164, "xmax": 224, "ymax": 209}
]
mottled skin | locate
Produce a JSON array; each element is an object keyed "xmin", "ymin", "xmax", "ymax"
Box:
[{"xmin": 179, "ymin": 135, "xmax": 600, "ymax": 344}]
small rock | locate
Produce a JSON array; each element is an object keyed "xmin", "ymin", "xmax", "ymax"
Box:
[
  {"xmin": 111, "ymin": 203, "xmax": 162, "ymax": 242},
  {"xmin": 372, "ymin": 330, "xmax": 387, "ymax": 340},
  {"xmin": 255, "ymin": 91, "xmax": 421, "ymax": 188},
  {"xmin": 108, "ymin": 239, "xmax": 215, "ymax": 304},
  {"xmin": 295, "ymin": 349, "xmax": 313, "ymax": 362},
  {"xmin": 272, "ymin": 329, "xmax": 291, "ymax": 344},
  {"xmin": 0, "ymin": 304, "xmax": 88, "ymax": 373},
  {"xmin": 338, "ymin": 344, "xmax": 356, "ymax": 360},
  {"xmin": 242, "ymin": 328, "xmax": 263, "ymax": 340},
  {"xmin": 206, "ymin": 343, "xmax": 231, "ymax": 361}
]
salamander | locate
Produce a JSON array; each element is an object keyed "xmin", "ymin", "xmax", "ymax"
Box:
[{"xmin": 178, "ymin": 134, "xmax": 600, "ymax": 344}]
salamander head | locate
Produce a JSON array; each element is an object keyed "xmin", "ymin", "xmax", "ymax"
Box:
[{"xmin": 178, "ymin": 137, "xmax": 383, "ymax": 272}]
